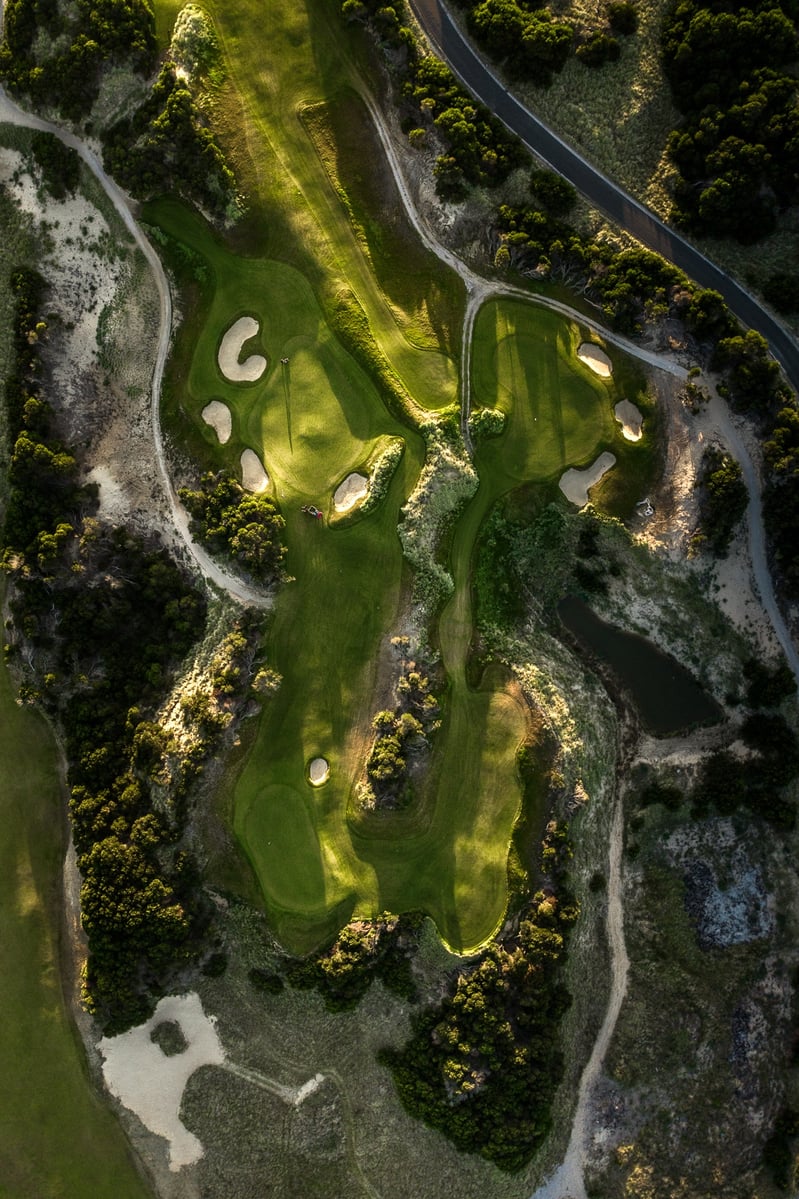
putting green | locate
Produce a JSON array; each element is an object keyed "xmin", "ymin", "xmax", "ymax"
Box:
[{"xmin": 471, "ymin": 298, "xmax": 617, "ymax": 485}]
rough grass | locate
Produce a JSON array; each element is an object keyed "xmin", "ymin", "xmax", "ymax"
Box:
[{"xmin": 300, "ymin": 90, "xmax": 466, "ymax": 361}]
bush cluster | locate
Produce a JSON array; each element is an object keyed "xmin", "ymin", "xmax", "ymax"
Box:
[
  {"xmin": 381, "ymin": 824, "xmax": 577, "ymax": 1172},
  {"xmin": 287, "ymin": 912, "xmax": 421, "ymax": 1010},
  {"xmin": 693, "ymin": 445, "xmax": 747, "ymax": 556},
  {"xmin": 0, "ymin": 0, "xmax": 157, "ymax": 122},
  {"xmin": 662, "ymin": 0, "xmax": 799, "ymax": 242},
  {"xmin": 361, "ymin": 647, "xmax": 441, "ymax": 810},
  {"xmin": 102, "ymin": 63, "xmax": 235, "ymax": 219},
  {"xmin": 179, "ymin": 470, "xmax": 287, "ymax": 584}
]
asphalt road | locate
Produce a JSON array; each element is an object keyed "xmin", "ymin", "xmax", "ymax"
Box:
[{"xmin": 407, "ymin": 0, "xmax": 799, "ymax": 392}]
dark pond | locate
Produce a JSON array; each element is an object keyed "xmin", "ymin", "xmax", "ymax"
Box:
[{"xmin": 558, "ymin": 595, "xmax": 723, "ymax": 736}]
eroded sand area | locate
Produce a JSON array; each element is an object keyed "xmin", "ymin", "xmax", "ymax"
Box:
[{"xmin": 99, "ymin": 992, "xmax": 225, "ymax": 1171}]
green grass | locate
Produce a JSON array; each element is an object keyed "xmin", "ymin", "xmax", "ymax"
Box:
[
  {"xmin": 0, "ymin": 632, "xmax": 152, "ymax": 1199},
  {"xmin": 472, "ymin": 297, "xmax": 657, "ymax": 515},
  {"xmin": 300, "ymin": 89, "xmax": 466, "ymax": 361}
]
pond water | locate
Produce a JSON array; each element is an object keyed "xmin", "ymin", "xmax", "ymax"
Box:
[{"xmin": 558, "ymin": 595, "xmax": 723, "ymax": 735}]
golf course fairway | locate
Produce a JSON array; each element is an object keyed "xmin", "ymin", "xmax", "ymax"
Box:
[{"xmin": 146, "ymin": 0, "xmax": 643, "ymax": 954}]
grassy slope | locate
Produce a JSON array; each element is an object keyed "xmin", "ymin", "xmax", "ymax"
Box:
[{"xmin": 0, "ymin": 636, "xmax": 151, "ymax": 1199}]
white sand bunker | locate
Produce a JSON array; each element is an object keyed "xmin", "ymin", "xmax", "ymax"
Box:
[
  {"xmin": 99, "ymin": 992, "xmax": 224, "ymax": 1172},
  {"xmin": 614, "ymin": 399, "xmax": 643, "ymax": 442},
  {"xmin": 559, "ymin": 451, "xmax": 617, "ymax": 507},
  {"xmin": 201, "ymin": 400, "xmax": 232, "ymax": 444},
  {"xmin": 577, "ymin": 342, "xmax": 612, "ymax": 377},
  {"xmin": 218, "ymin": 316, "xmax": 267, "ymax": 383},
  {"xmin": 333, "ymin": 472, "xmax": 368, "ymax": 513},
  {"xmin": 308, "ymin": 757, "xmax": 329, "ymax": 786},
  {"xmin": 241, "ymin": 448, "xmax": 269, "ymax": 493}
]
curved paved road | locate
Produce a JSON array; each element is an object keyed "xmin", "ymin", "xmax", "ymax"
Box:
[{"xmin": 407, "ymin": 0, "xmax": 799, "ymax": 392}]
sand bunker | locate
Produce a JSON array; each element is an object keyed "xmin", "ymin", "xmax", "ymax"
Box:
[
  {"xmin": 99, "ymin": 992, "xmax": 225, "ymax": 1172},
  {"xmin": 333, "ymin": 472, "xmax": 368, "ymax": 513},
  {"xmin": 559, "ymin": 452, "xmax": 617, "ymax": 507},
  {"xmin": 240, "ymin": 449, "xmax": 269, "ymax": 493},
  {"xmin": 218, "ymin": 316, "xmax": 267, "ymax": 383},
  {"xmin": 308, "ymin": 757, "xmax": 329, "ymax": 786},
  {"xmin": 614, "ymin": 399, "xmax": 643, "ymax": 442},
  {"xmin": 577, "ymin": 343, "xmax": 612, "ymax": 377},
  {"xmin": 201, "ymin": 400, "xmax": 232, "ymax": 444}
]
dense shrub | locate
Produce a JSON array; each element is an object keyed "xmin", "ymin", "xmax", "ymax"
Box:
[
  {"xmin": 694, "ymin": 445, "xmax": 747, "ymax": 556},
  {"xmin": 179, "ymin": 470, "xmax": 287, "ymax": 584}
]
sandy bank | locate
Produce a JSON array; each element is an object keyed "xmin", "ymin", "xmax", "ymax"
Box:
[
  {"xmin": 201, "ymin": 400, "xmax": 232, "ymax": 444},
  {"xmin": 559, "ymin": 452, "xmax": 617, "ymax": 506},
  {"xmin": 333, "ymin": 472, "xmax": 368, "ymax": 513},
  {"xmin": 577, "ymin": 342, "xmax": 612, "ymax": 377},
  {"xmin": 98, "ymin": 992, "xmax": 224, "ymax": 1171},
  {"xmin": 218, "ymin": 316, "xmax": 267, "ymax": 383}
]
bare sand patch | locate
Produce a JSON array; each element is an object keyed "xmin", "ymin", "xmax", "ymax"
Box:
[
  {"xmin": 333, "ymin": 471, "xmax": 368, "ymax": 513},
  {"xmin": 308, "ymin": 757, "xmax": 329, "ymax": 786},
  {"xmin": 201, "ymin": 400, "xmax": 232, "ymax": 445},
  {"xmin": 240, "ymin": 448, "xmax": 269, "ymax": 493},
  {"xmin": 98, "ymin": 992, "xmax": 224, "ymax": 1172},
  {"xmin": 577, "ymin": 342, "xmax": 612, "ymax": 377},
  {"xmin": 218, "ymin": 316, "xmax": 267, "ymax": 383},
  {"xmin": 559, "ymin": 452, "xmax": 617, "ymax": 507},
  {"xmin": 614, "ymin": 399, "xmax": 643, "ymax": 442}
]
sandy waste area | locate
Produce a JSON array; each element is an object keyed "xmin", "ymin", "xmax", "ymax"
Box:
[
  {"xmin": 559, "ymin": 452, "xmax": 616, "ymax": 506},
  {"xmin": 614, "ymin": 399, "xmax": 643, "ymax": 441},
  {"xmin": 333, "ymin": 472, "xmax": 368, "ymax": 512},
  {"xmin": 98, "ymin": 992, "xmax": 225, "ymax": 1171},
  {"xmin": 201, "ymin": 399, "xmax": 232, "ymax": 444},
  {"xmin": 240, "ymin": 448, "xmax": 269, "ymax": 492},
  {"xmin": 577, "ymin": 342, "xmax": 613, "ymax": 377},
  {"xmin": 308, "ymin": 757, "xmax": 329, "ymax": 785},
  {"xmin": 218, "ymin": 316, "xmax": 267, "ymax": 382}
]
